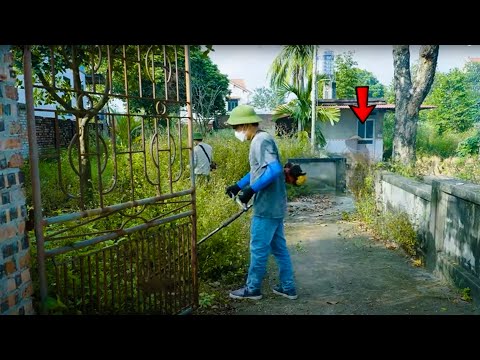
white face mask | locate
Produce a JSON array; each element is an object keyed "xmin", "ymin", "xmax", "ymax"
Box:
[{"xmin": 234, "ymin": 130, "xmax": 246, "ymax": 142}]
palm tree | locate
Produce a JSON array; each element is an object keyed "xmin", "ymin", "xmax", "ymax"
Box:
[
  {"xmin": 272, "ymin": 80, "xmax": 340, "ymax": 148},
  {"xmin": 269, "ymin": 47, "xmax": 314, "ymax": 131},
  {"xmin": 269, "ymin": 45, "xmax": 314, "ymax": 92}
]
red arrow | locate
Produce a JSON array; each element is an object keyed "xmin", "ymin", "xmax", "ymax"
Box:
[{"xmin": 349, "ymin": 86, "xmax": 376, "ymax": 124}]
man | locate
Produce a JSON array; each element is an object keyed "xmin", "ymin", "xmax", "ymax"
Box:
[
  {"xmin": 225, "ymin": 105, "xmax": 297, "ymax": 300},
  {"xmin": 193, "ymin": 132, "xmax": 213, "ymax": 183}
]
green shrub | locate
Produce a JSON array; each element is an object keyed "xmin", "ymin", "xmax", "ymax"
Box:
[
  {"xmin": 416, "ymin": 123, "xmax": 474, "ymax": 158},
  {"xmin": 351, "ymin": 160, "xmax": 418, "ymax": 257},
  {"xmin": 456, "ymin": 132, "xmax": 480, "ymax": 157}
]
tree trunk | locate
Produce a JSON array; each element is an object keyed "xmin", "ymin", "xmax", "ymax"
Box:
[
  {"xmin": 392, "ymin": 45, "xmax": 439, "ymax": 164},
  {"xmin": 78, "ymin": 116, "xmax": 93, "ymax": 207}
]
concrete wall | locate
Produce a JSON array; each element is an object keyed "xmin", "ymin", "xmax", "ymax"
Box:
[
  {"xmin": 288, "ymin": 157, "xmax": 346, "ymax": 193},
  {"xmin": 0, "ymin": 46, "xmax": 34, "ymax": 315},
  {"xmin": 376, "ymin": 171, "xmax": 480, "ymax": 303}
]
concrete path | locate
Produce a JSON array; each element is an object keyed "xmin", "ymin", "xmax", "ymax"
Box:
[{"xmin": 228, "ymin": 194, "xmax": 479, "ymax": 315}]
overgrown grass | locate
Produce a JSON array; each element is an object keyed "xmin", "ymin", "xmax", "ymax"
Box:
[
  {"xmin": 380, "ymin": 154, "xmax": 480, "ymax": 186},
  {"xmin": 350, "ymin": 161, "xmax": 419, "ymax": 257},
  {"xmin": 416, "ymin": 123, "xmax": 475, "ymax": 159}
]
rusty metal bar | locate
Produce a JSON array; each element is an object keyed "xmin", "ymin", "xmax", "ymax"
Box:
[
  {"xmin": 63, "ymin": 262, "xmax": 68, "ymax": 305},
  {"xmin": 45, "ymin": 210, "xmax": 193, "ymax": 257},
  {"xmin": 174, "ymin": 226, "xmax": 179, "ymax": 312},
  {"xmin": 95, "ymin": 252, "xmax": 100, "ymax": 312},
  {"xmin": 139, "ymin": 235, "xmax": 146, "ymax": 312},
  {"xmin": 165, "ymin": 228, "xmax": 171, "ymax": 314},
  {"xmin": 72, "ymin": 260, "xmax": 77, "ymax": 310},
  {"xmin": 94, "ymin": 111, "xmax": 104, "ymax": 208},
  {"xmin": 158, "ymin": 231, "xmax": 164, "ymax": 311},
  {"xmin": 148, "ymin": 235, "xmax": 154, "ymax": 312},
  {"xmin": 163, "ymin": 46, "xmax": 168, "ymax": 101},
  {"xmin": 150, "ymin": 233, "xmax": 157, "ymax": 310},
  {"xmin": 167, "ymin": 118, "xmax": 173, "ymax": 193},
  {"xmin": 123, "ymin": 240, "xmax": 128, "ymax": 312},
  {"xmin": 125, "ymin": 241, "xmax": 134, "ymax": 312},
  {"xmin": 46, "ymin": 189, "xmax": 192, "ymax": 225},
  {"xmin": 178, "ymin": 225, "xmax": 183, "ymax": 309},
  {"xmin": 23, "ymin": 45, "xmax": 49, "ymax": 313},
  {"xmin": 137, "ymin": 46, "xmax": 143, "ymax": 98},
  {"xmin": 79, "ymin": 257, "xmax": 85, "ymax": 314},
  {"xmin": 181, "ymin": 224, "xmax": 186, "ymax": 307},
  {"xmin": 45, "ymin": 201, "xmax": 192, "ymax": 241},
  {"xmin": 175, "ymin": 47, "xmax": 179, "ymax": 102},
  {"xmin": 134, "ymin": 238, "xmax": 140, "ymax": 311},
  {"xmin": 88, "ymin": 255, "xmax": 93, "ymax": 312},
  {"xmin": 110, "ymin": 248, "xmax": 115, "ymax": 309},
  {"xmin": 112, "ymin": 247, "xmax": 122, "ymax": 309},
  {"xmin": 184, "ymin": 45, "xmax": 198, "ymax": 308},
  {"xmin": 55, "ymin": 264, "xmax": 60, "ymax": 303},
  {"xmin": 102, "ymin": 250, "xmax": 107, "ymax": 311}
]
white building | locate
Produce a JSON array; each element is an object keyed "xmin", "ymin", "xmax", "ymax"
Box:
[{"xmin": 226, "ymin": 79, "xmax": 252, "ymax": 112}]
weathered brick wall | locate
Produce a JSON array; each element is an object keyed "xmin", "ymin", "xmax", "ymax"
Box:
[
  {"xmin": 34, "ymin": 117, "xmax": 76, "ymax": 153},
  {"xmin": 18, "ymin": 103, "xmax": 77, "ymax": 157},
  {"xmin": 0, "ymin": 46, "xmax": 34, "ymax": 315},
  {"xmin": 17, "ymin": 104, "xmax": 28, "ymax": 158}
]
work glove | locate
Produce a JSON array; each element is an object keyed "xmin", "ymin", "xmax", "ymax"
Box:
[
  {"xmin": 225, "ymin": 184, "xmax": 241, "ymax": 198},
  {"xmin": 238, "ymin": 186, "xmax": 255, "ymax": 205}
]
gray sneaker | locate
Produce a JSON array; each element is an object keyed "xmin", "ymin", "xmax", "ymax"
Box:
[
  {"xmin": 272, "ymin": 285, "xmax": 298, "ymax": 300},
  {"xmin": 229, "ymin": 286, "xmax": 263, "ymax": 300}
]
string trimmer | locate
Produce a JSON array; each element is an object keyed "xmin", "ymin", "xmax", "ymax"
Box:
[{"xmin": 197, "ymin": 196, "xmax": 252, "ymax": 246}]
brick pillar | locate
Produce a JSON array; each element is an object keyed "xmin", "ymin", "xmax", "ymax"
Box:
[{"xmin": 0, "ymin": 46, "xmax": 34, "ymax": 315}]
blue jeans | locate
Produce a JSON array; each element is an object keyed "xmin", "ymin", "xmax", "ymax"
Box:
[{"xmin": 246, "ymin": 216, "xmax": 296, "ymax": 293}]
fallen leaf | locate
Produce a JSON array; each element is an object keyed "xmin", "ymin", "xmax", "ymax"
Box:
[
  {"xmin": 321, "ymin": 224, "xmax": 327, "ymax": 227},
  {"xmin": 386, "ymin": 242, "xmax": 398, "ymax": 250},
  {"xmin": 327, "ymin": 300, "xmax": 339, "ymax": 305},
  {"xmin": 412, "ymin": 259, "xmax": 422, "ymax": 267}
]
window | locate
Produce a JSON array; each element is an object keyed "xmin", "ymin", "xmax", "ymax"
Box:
[
  {"xmin": 227, "ymin": 99, "xmax": 239, "ymax": 112},
  {"xmin": 357, "ymin": 118, "xmax": 374, "ymax": 144}
]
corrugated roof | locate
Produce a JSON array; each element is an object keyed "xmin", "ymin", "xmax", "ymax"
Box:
[{"xmin": 230, "ymin": 79, "xmax": 251, "ymax": 92}]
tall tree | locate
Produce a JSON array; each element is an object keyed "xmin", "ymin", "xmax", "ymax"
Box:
[
  {"xmin": 423, "ymin": 68, "xmax": 480, "ymax": 134},
  {"xmin": 334, "ymin": 51, "xmax": 386, "ymax": 98},
  {"xmin": 465, "ymin": 61, "xmax": 480, "ymax": 93},
  {"xmin": 392, "ymin": 45, "xmax": 439, "ymax": 164},
  {"xmin": 356, "ymin": 69, "xmax": 385, "ymax": 98},
  {"xmin": 268, "ymin": 46, "xmax": 314, "ymax": 131},
  {"xmin": 189, "ymin": 49, "xmax": 230, "ymax": 134},
  {"xmin": 249, "ymin": 86, "xmax": 285, "ymax": 112},
  {"xmin": 334, "ymin": 51, "xmax": 358, "ymax": 98}
]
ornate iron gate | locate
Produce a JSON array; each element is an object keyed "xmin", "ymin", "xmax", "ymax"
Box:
[{"xmin": 23, "ymin": 45, "xmax": 197, "ymax": 314}]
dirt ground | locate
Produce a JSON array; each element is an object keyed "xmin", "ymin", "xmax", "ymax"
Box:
[{"xmin": 197, "ymin": 194, "xmax": 479, "ymax": 315}]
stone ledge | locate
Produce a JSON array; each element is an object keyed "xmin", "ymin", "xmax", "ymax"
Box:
[{"xmin": 381, "ymin": 172, "xmax": 432, "ymax": 201}]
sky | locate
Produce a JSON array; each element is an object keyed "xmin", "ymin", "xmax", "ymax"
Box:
[{"xmin": 209, "ymin": 45, "xmax": 480, "ymax": 90}]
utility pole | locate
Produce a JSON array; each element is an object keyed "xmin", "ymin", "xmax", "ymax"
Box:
[{"xmin": 311, "ymin": 45, "xmax": 318, "ymax": 151}]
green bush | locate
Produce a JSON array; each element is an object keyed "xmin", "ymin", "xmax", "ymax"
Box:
[
  {"xmin": 456, "ymin": 132, "xmax": 480, "ymax": 157},
  {"xmin": 416, "ymin": 123, "xmax": 474, "ymax": 158}
]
